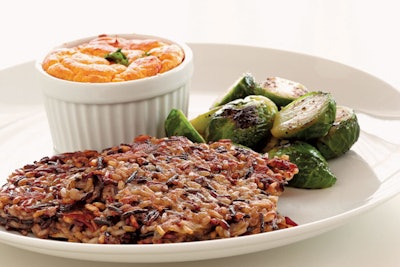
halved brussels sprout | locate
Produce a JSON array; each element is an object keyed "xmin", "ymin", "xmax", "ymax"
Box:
[
  {"xmin": 313, "ymin": 105, "xmax": 360, "ymax": 159},
  {"xmin": 271, "ymin": 91, "xmax": 336, "ymax": 140},
  {"xmin": 255, "ymin": 76, "xmax": 309, "ymax": 107},
  {"xmin": 205, "ymin": 95, "xmax": 278, "ymax": 150},
  {"xmin": 267, "ymin": 141, "xmax": 337, "ymax": 189},
  {"xmin": 165, "ymin": 108, "xmax": 206, "ymax": 143},
  {"xmin": 211, "ymin": 73, "xmax": 257, "ymax": 108}
]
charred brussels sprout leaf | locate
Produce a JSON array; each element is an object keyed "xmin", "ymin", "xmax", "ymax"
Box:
[
  {"xmin": 254, "ymin": 76, "xmax": 309, "ymax": 107},
  {"xmin": 271, "ymin": 91, "xmax": 336, "ymax": 140},
  {"xmin": 189, "ymin": 106, "xmax": 221, "ymax": 138},
  {"xmin": 105, "ymin": 48, "xmax": 129, "ymax": 66},
  {"xmin": 268, "ymin": 141, "xmax": 337, "ymax": 189},
  {"xmin": 165, "ymin": 109, "xmax": 206, "ymax": 143},
  {"xmin": 211, "ymin": 73, "xmax": 257, "ymax": 108},
  {"xmin": 261, "ymin": 137, "xmax": 288, "ymax": 153},
  {"xmin": 313, "ymin": 106, "xmax": 360, "ymax": 159},
  {"xmin": 205, "ymin": 95, "xmax": 278, "ymax": 150}
]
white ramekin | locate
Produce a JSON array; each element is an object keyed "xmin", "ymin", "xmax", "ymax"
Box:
[{"xmin": 35, "ymin": 33, "xmax": 193, "ymax": 153}]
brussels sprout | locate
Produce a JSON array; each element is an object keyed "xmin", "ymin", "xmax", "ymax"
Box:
[
  {"xmin": 313, "ymin": 106, "xmax": 360, "ymax": 159},
  {"xmin": 165, "ymin": 109, "xmax": 206, "ymax": 143},
  {"xmin": 189, "ymin": 106, "xmax": 221, "ymax": 137},
  {"xmin": 254, "ymin": 76, "xmax": 309, "ymax": 107},
  {"xmin": 205, "ymin": 95, "xmax": 278, "ymax": 150},
  {"xmin": 271, "ymin": 91, "xmax": 336, "ymax": 140},
  {"xmin": 267, "ymin": 141, "xmax": 337, "ymax": 189},
  {"xmin": 211, "ymin": 73, "xmax": 257, "ymax": 108}
]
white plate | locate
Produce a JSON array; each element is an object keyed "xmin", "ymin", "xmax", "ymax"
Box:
[{"xmin": 0, "ymin": 43, "xmax": 399, "ymax": 263}]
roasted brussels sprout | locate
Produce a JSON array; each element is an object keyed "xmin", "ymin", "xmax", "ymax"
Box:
[
  {"xmin": 271, "ymin": 91, "xmax": 336, "ymax": 140},
  {"xmin": 254, "ymin": 76, "xmax": 309, "ymax": 107},
  {"xmin": 267, "ymin": 141, "xmax": 337, "ymax": 189},
  {"xmin": 205, "ymin": 95, "xmax": 278, "ymax": 150},
  {"xmin": 313, "ymin": 105, "xmax": 360, "ymax": 159},
  {"xmin": 164, "ymin": 108, "xmax": 206, "ymax": 143},
  {"xmin": 211, "ymin": 73, "xmax": 257, "ymax": 108}
]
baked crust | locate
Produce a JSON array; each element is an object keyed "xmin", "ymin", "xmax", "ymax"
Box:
[{"xmin": 42, "ymin": 35, "xmax": 184, "ymax": 82}]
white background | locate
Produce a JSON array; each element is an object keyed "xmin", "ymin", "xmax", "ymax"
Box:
[
  {"xmin": 0, "ymin": 0, "xmax": 400, "ymax": 266},
  {"xmin": 1, "ymin": 0, "xmax": 399, "ymax": 89}
]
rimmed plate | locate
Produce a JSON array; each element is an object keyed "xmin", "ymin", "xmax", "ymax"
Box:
[{"xmin": 0, "ymin": 43, "xmax": 399, "ymax": 263}]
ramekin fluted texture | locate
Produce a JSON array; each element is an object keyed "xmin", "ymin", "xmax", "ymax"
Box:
[{"xmin": 36, "ymin": 33, "xmax": 193, "ymax": 153}]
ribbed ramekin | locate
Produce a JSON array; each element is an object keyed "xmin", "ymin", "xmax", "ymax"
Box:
[{"xmin": 35, "ymin": 33, "xmax": 193, "ymax": 153}]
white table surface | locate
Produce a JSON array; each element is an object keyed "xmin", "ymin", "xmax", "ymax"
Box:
[{"xmin": 0, "ymin": 0, "xmax": 399, "ymax": 266}]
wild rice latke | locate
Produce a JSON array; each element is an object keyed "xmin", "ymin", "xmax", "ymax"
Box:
[{"xmin": 0, "ymin": 135, "xmax": 298, "ymax": 244}]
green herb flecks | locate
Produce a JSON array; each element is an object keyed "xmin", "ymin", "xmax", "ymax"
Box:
[{"xmin": 105, "ymin": 48, "xmax": 129, "ymax": 66}]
